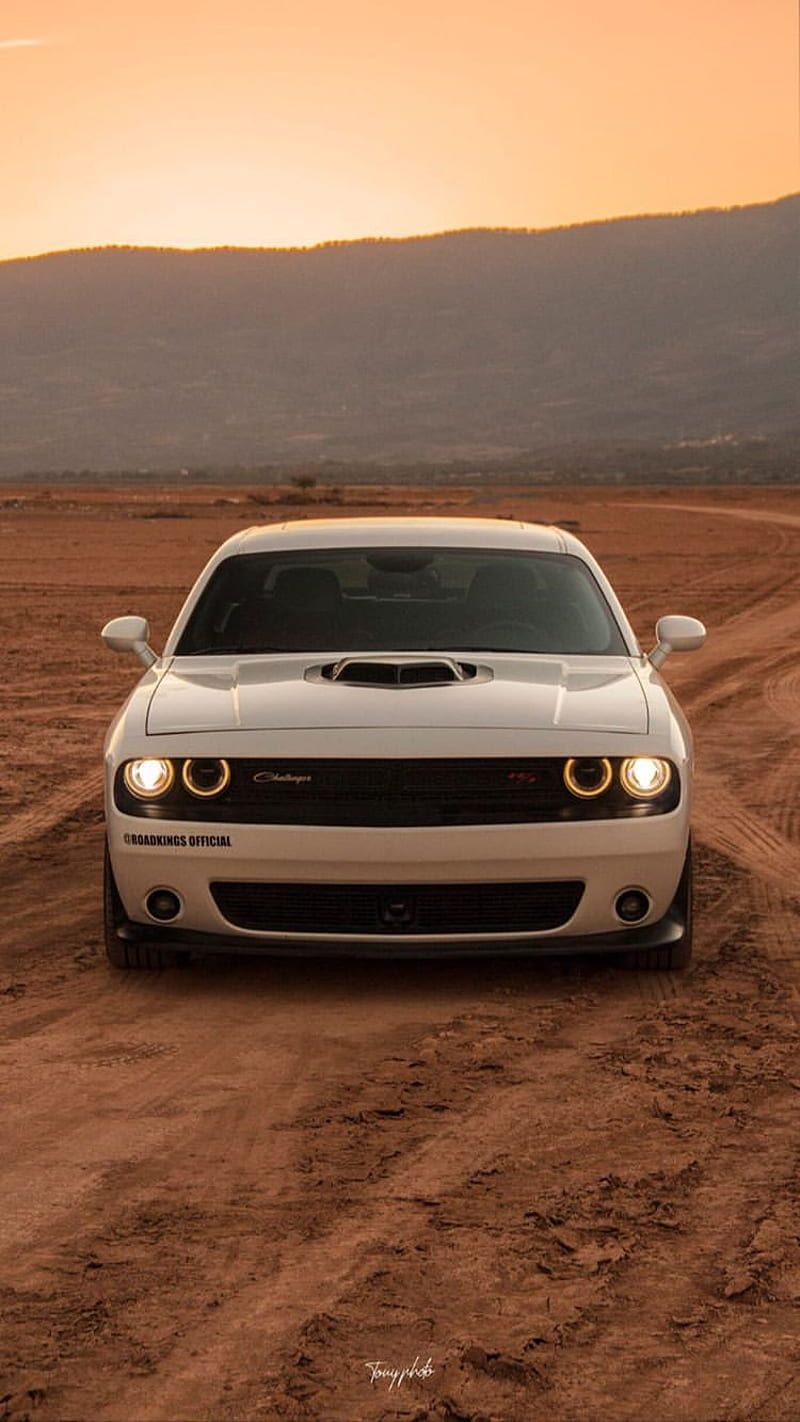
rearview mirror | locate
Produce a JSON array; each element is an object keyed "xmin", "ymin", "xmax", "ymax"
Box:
[
  {"xmin": 648, "ymin": 615, "xmax": 706, "ymax": 668},
  {"xmin": 101, "ymin": 615, "xmax": 158, "ymax": 668}
]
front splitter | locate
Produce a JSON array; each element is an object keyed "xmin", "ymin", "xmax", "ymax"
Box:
[{"xmin": 114, "ymin": 905, "xmax": 687, "ymax": 960}]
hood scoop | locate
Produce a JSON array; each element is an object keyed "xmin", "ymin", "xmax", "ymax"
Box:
[{"xmin": 312, "ymin": 656, "xmax": 486, "ymax": 688}]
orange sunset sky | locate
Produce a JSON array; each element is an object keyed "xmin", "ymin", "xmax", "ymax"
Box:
[{"xmin": 1, "ymin": 0, "xmax": 797, "ymax": 260}]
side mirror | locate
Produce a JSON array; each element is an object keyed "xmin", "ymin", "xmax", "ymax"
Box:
[
  {"xmin": 101, "ymin": 615, "xmax": 158, "ymax": 669},
  {"xmin": 648, "ymin": 615, "xmax": 706, "ymax": 669}
]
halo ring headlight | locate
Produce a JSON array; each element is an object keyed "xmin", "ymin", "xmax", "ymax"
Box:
[
  {"xmin": 563, "ymin": 756, "xmax": 613, "ymax": 799},
  {"xmin": 182, "ymin": 757, "xmax": 231, "ymax": 798},
  {"xmin": 123, "ymin": 758, "xmax": 175, "ymax": 800},
  {"xmin": 620, "ymin": 757, "xmax": 671, "ymax": 799}
]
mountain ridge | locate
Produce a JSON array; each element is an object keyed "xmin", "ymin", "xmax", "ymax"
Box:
[
  {"xmin": 1, "ymin": 193, "xmax": 797, "ymax": 474},
  {"xmin": 5, "ymin": 191, "xmax": 797, "ymax": 264}
]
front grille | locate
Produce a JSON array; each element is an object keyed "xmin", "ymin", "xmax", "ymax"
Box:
[
  {"xmin": 116, "ymin": 757, "xmax": 680, "ymax": 826},
  {"xmin": 230, "ymin": 757, "xmax": 569, "ymax": 826},
  {"xmin": 210, "ymin": 879, "xmax": 585, "ymax": 935}
]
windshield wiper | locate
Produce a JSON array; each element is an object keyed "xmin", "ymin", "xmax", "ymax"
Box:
[
  {"xmin": 183, "ymin": 644, "xmax": 544, "ymax": 656},
  {"xmin": 181, "ymin": 646, "xmax": 284, "ymax": 656}
]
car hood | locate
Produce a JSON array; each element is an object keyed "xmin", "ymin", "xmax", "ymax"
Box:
[{"xmin": 146, "ymin": 655, "xmax": 649, "ymax": 735}]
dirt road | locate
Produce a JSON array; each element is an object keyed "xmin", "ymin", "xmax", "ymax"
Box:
[{"xmin": 1, "ymin": 484, "xmax": 799, "ymax": 1422}]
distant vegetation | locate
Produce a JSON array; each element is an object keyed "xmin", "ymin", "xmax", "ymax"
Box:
[
  {"xmin": 8, "ymin": 435, "xmax": 799, "ymax": 486},
  {"xmin": 0, "ymin": 194, "xmax": 797, "ymax": 478}
]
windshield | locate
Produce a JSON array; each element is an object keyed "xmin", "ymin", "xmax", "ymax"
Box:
[{"xmin": 175, "ymin": 547, "xmax": 628, "ymax": 656}]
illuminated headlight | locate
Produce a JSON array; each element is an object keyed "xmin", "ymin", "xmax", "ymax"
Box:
[
  {"xmin": 620, "ymin": 757, "xmax": 672, "ymax": 799},
  {"xmin": 123, "ymin": 758, "xmax": 175, "ymax": 799},
  {"xmin": 563, "ymin": 757, "xmax": 613, "ymax": 798},
  {"xmin": 182, "ymin": 757, "xmax": 231, "ymax": 798}
]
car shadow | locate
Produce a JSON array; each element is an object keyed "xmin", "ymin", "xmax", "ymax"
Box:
[{"xmin": 153, "ymin": 946, "xmax": 629, "ymax": 1007}]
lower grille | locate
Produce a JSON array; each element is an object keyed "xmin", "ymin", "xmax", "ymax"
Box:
[{"xmin": 210, "ymin": 880, "xmax": 584, "ymax": 936}]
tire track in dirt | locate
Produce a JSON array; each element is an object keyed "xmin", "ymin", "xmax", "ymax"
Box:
[
  {"xmin": 763, "ymin": 663, "xmax": 800, "ymax": 726},
  {"xmin": 101, "ymin": 976, "xmax": 666, "ymax": 1422},
  {"xmin": 621, "ymin": 509, "xmax": 797, "ymax": 626},
  {"xmin": 0, "ymin": 772, "xmax": 104, "ymax": 854},
  {"xmin": 620, "ymin": 499, "xmax": 798, "ymax": 639},
  {"xmin": 627, "ymin": 502, "xmax": 800, "ymax": 531},
  {"xmin": 671, "ymin": 593, "xmax": 800, "ymax": 716},
  {"xmin": 692, "ymin": 782, "xmax": 800, "ymax": 897},
  {"xmin": 0, "ymin": 582, "xmax": 187, "ymax": 596},
  {"xmin": 756, "ymin": 747, "xmax": 800, "ymax": 864},
  {"xmin": 747, "ymin": 880, "xmax": 800, "ymax": 1015}
]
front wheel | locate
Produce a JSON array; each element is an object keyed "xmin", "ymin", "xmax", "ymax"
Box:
[
  {"xmin": 103, "ymin": 844, "xmax": 183, "ymax": 970},
  {"xmin": 626, "ymin": 841, "xmax": 693, "ymax": 972}
]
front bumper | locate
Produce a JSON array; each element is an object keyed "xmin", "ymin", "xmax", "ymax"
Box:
[{"xmin": 107, "ymin": 809, "xmax": 689, "ymax": 953}]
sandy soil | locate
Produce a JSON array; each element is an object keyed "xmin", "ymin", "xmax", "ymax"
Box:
[{"xmin": 1, "ymin": 482, "xmax": 799, "ymax": 1422}]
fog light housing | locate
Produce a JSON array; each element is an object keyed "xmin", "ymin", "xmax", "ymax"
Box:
[
  {"xmin": 620, "ymin": 757, "xmax": 671, "ymax": 799},
  {"xmin": 182, "ymin": 758, "xmax": 231, "ymax": 798},
  {"xmin": 145, "ymin": 888, "xmax": 182, "ymax": 922},
  {"xmin": 123, "ymin": 758, "xmax": 175, "ymax": 799},
  {"xmin": 563, "ymin": 757, "xmax": 613, "ymax": 798},
  {"xmin": 615, "ymin": 889, "xmax": 651, "ymax": 923}
]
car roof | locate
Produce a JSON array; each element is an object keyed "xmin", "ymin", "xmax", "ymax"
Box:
[{"xmin": 232, "ymin": 517, "xmax": 571, "ymax": 555}]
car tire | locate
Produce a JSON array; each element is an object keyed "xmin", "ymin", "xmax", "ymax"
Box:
[
  {"xmin": 626, "ymin": 839, "xmax": 693, "ymax": 972},
  {"xmin": 103, "ymin": 843, "xmax": 184, "ymax": 970}
]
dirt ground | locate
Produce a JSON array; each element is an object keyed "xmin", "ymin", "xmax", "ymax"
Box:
[{"xmin": 1, "ymin": 482, "xmax": 799, "ymax": 1422}]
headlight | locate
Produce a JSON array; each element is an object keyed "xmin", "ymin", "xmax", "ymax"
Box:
[
  {"xmin": 182, "ymin": 757, "xmax": 231, "ymax": 798},
  {"xmin": 123, "ymin": 758, "xmax": 175, "ymax": 799},
  {"xmin": 563, "ymin": 756, "xmax": 613, "ymax": 798},
  {"xmin": 620, "ymin": 757, "xmax": 672, "ymax": 799}
]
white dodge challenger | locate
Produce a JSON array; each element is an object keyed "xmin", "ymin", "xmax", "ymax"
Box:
[{"xmin": 102, "ymin": 517, "xmax": 706, "ymax": 971}]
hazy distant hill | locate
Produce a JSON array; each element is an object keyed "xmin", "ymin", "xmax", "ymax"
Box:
[{"xmin": 0, "ymin": 195, "xmax": 797, "ymax": 474}]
